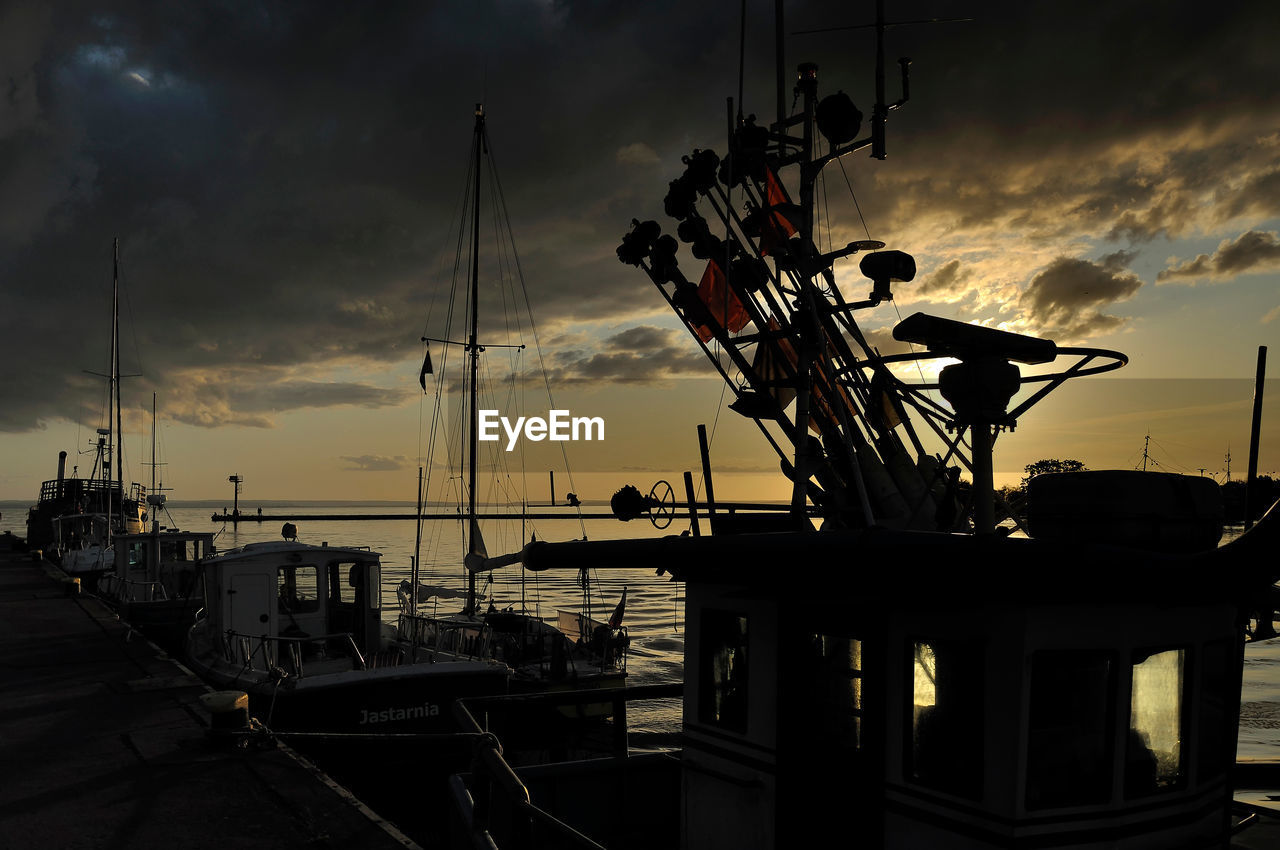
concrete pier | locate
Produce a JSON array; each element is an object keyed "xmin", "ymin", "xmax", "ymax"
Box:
[{"xmin": 0, "ymin": 542, "xmax": 417, "ymax": 849}]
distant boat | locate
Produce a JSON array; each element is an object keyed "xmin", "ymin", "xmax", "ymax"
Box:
[
  {"xmin": 97, "ymin": 524, "xmax": 217, "ymax": 651},
  {"xmin": 98, "ymin": 394, "xmax": 214, "ymax": 650}
]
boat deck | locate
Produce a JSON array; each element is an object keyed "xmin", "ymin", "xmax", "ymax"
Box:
[{"xmin": 0, "ymin": 541, "xmax": 416, "ymax": 849}]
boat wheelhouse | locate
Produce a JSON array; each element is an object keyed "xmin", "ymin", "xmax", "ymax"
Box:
[
  {"xmin": 185, "ymin": 536, "xmax": 508, "ymax": 733},
  {"xmin": 480, "ymin": 502, "xmax": 1277, "ymax": 849},
  {"xmin": 97, "ymin": 524, "xmax": 217, "ymax": 649}
]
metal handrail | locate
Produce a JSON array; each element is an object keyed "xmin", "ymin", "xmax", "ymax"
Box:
[
  {"xmin": 101, "ymin": 575, "xmax": 170, "ymax": 603},
  {"xmin": 219, "ymin": 628, "xmax": 366, "ymax": 676},
  {"xmin": 398, "ymin": 613, "xmax": 494, "ymax": 661}
]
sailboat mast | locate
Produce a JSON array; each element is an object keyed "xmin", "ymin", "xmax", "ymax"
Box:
[
  {"xmin": 151, "ymin": 393, "xmax": 157, "ymax": 495},
  {"xmin": 466, "ymin": 104, "xmax": 485, "ymax": 616},
  {"xmin": 114, "ymin": 239, "xmax": 124, "ymax": 538}
]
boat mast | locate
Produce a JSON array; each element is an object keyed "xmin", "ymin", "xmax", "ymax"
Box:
[
  {"xmin": 108, "ymin": 238, "xmax": 122, "ymax": 542},
  {"xmin": 150, "ymin": 393, "xmax": 156, "ymax": 495},
  {"xmin": 465, "ymin": 104, "xmax": 485, "ymax": 617}
]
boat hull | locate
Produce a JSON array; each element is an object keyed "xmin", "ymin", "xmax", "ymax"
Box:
[{"xmin": 185, "ymin": 648, "xmax": 509, "ymax": 733}]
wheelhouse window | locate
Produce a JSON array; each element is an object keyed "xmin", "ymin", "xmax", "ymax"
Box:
[
  {"xmin": 366, "ymin": 560, "xmax": 381, "ymax": 610},
  {"xmin": 699, "ymin": 610, "xmax": 749, "ymax": 733},
  {"xmin": 277, "ymin": 565, "xmax": 320, "ymax": 614},
  {"xmin": 1026, "ymin": 650, "xmax": 1115, "ymax": 809},
  {"xmin": 160, "ymin": 539, "xmax": 188, "ymax": 561},
  {"xmin": 1127, "ymin": 647, "xmax": 1185, "ymax": 797},
  {"xmin": 329, "ymin": 562, "xmax": 356, "ymax": 605},
  {"xmin": 909, "ymin": 638, "xmax": 984, "ymax": 798},
  {"xmin": 809, "ymin": 634, "xmax": 863, "ymax": 750}
]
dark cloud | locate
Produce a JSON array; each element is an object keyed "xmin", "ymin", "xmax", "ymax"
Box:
[
  {"xmin": 340, "ymin": 454, "xmax": 407, "ymax": 472},
  {"xmin": 1, "ymin": 0, "xmax": 1278, "ymax": 434},
  {"xmin": 1157, "ymin": 230, "xmax": 1280, "ymax": 283},
  {"xmin": 859, "ymin": 326, "xmax": 916, "ymax": 359},
  {"xmin": 1219, "ymin": 168, "xmax": 1280, "ymax": 222},
  {"xmin": 1018, "ymin": 256, "xmax": 1142, "ymax": 339},
  {"xmin": 916, "ymin": 259, "xmax": 970, "ymax": 299},
  {"xmin": 547, "ymin": 325, "xmax": 715, "ymax": 385}
]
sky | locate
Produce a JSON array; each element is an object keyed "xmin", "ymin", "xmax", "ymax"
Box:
[{"xmin": 1, "ymin": 0, "xmax": 1278, "ymax": 506}]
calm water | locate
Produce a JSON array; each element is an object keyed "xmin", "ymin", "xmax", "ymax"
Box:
[{"xmin": 3, "ymin": 502, "xmax": 1276, "ymax": 756}]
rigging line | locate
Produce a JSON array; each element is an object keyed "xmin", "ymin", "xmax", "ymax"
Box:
[
  {"xmin": 890, "ymin": 298, "xmax": 931, "ymax": 392},
  {"xmin": 421, "ymin": 133, "xmax": 478, "ymax": 340},
  {"xmin": 418, "ymin": 146, "xmax": 475, "ymax": 475},
  {"xmin": 835, "ymin": 155, "xmax": 874, "ymax": 242},
  {"xmin": 422, "ymin": 179, "xmax": 472, "ymax": 512},
  {"xmin": 486, "ymin": 133, "xmax": 587, "ymax": 538},
  {"xmin": 697, "ymin": 377, "xmax": 733, "ymax": 501},
  {"xmin": 483, "ymin": 159, "xmax": 518, "ymax": 350}
]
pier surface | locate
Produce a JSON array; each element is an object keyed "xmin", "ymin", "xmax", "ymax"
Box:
[{"xmin": 0, "ymin": 543, "xmax": 415, "ymax": 849}]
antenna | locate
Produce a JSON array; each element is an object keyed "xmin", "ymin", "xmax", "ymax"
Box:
[{"xmin": 789, "ymin": 4, "xmax": 972, "ymax": 159}]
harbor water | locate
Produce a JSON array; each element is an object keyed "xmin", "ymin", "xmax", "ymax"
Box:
[{"xmin": 3, "ymin": 501, "xmax": 1277, "ymax": 758}]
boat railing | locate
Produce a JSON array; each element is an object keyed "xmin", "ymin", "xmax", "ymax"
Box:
[
  {"xmin": 220, "ymin": 629, "xmax": 368, "ymax": 677},
  {"xmin": 448, "ymin": 683, "xmax": 684, "ymax": 850},
  {"xmin": 37, "ymin": 477, "xmax": 127, "ymax": 503},
  {"xmin": 397, "ymin": 613, "xmax": 494, "ymax": 662},
  {"xmin": 98, "ymin": 574, "xmax": 170, "ymax": 603}
]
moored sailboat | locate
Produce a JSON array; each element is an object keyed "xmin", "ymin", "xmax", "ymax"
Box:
[{"xmin": 393, "ymin": 104, "xmax": 628, "ymax": 697}]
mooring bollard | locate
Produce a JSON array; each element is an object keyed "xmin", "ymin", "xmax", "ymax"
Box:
[{"xmin": 199, "ymin": 690, "xmax": 251, "ymax": 735}]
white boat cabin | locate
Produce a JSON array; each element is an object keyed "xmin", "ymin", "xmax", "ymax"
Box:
[
  {"xmin": 104, "ymin": 527, "xmax": 217, "ymax": 603},
  {"xmin": 198, "ymin": 540, "xmax": 385, "ymax": 667}
]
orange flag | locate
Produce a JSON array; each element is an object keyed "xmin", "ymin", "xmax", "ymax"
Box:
[
  {"xmin": 765, "ymin": 169, "xmax": 798, "ymax": 237},
  {"xmin": 693, "ymin": 259, "xmax": 751, "ymax": 342}
]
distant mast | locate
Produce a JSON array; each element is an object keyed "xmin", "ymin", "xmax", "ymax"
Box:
[
  {"xmin": 465, "ymin": 104, "xmax": 484, "ymax": 617},
  {"xmin": 114, "ymin": 238, "xmax": 123, "ymax": 538}
]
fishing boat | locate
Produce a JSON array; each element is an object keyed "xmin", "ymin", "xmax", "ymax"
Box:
[
  {"xmin": 37, "ymin": 239, "xmax": 147, "ymax": 573},
  {"xmin": 184, "ymin": 531, "xmax": 508, "ymax": 733},
  {"xmin": 97, "ymin": 523, "xmax": 217, "ymax": 650},
  {"xmin": 393, "ymin": 104, "xmax": 628, "ymax": 698},
  {"xmin": 440, "ymin": 5, "xmax": 1280, "ymax": 848},
  {"xmin": 96, "ymin": 393, "xmax": 215, "ymax": 650}
]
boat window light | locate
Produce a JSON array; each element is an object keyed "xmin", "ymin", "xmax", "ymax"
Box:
[
  {"xmin": 699, "ymin": 609, "xmax": 749, "ymax": 733},
  {"xmin": 807, "ymin": 634, "xmax": 863, "ymax": 750},
  {"xmin": 909, "ymin": 638, "xmax": 984, "ymax": 799},
  {"xmin": 1126, "ymin": 648, "xmax": 1186, "ymax": 797}
]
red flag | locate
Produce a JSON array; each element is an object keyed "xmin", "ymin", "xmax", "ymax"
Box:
[
  {"xmin": 693, "ymin": 259, "xmax": 751, "ymax": 342},
  {"xmin": 765, "ymin": 169, "xmax": 798, "ymax": 238}
]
